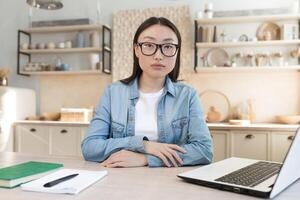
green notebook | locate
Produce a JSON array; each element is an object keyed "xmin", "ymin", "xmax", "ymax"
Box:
[{"xmin": 0, "ymin": 161, "xmax": 63, "ymax": 188}]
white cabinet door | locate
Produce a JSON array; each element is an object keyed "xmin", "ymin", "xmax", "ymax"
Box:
[
  {"xmin": 210, "ymin": 130, "xmax": 229, "ymax": 162},
  {"xmin": 15, "ymin": 124, "xmax": 49, "ymax": 155},
  {"xmin": 271, "ymin": 132, "xmax": 294, "ymax": 162},
  {"xmin": 231, "ymin": 131, "xmax": 268, "ymax": 160},
  {"xmin": 50, "ymin": 126, "xmax": 82, "ymax": 157},
  {"xmin": 79, "ymin": 127, "xmax": 88, "ymax": 157}
]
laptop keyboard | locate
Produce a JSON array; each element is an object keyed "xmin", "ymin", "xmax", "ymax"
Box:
[{"xmin": 215, "ymin": 161, "xmax": 282, "ymax": 187}]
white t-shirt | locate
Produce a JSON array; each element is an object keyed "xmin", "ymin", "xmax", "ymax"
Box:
[{"xmin": 135, "ymin": 88, "xmax": 164, "ymax": 141}]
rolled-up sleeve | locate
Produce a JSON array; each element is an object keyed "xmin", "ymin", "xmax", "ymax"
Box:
[{"xmin": 81, "ymin": 87, "xmax": 146, "ymax": 162}]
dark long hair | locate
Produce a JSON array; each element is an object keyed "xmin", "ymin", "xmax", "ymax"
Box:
[{"xmin": 120, "ymin": 17, "xmax": 181, "ymax": 84}]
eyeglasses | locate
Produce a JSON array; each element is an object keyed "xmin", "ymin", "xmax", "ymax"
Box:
[{"xmin": 136, "ymin": 42, "xmax": 179, "ymax": 57}]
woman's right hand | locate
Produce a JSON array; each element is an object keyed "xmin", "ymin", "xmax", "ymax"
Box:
[{"xmin": 143, "ymin": 141, "xmax": 187, "ymax": 167}]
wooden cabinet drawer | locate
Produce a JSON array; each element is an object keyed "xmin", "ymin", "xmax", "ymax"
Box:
[
  {"xmin": 231, "ymin": 131, "xmax": 268, "ymax": 160},
  {"xmin": 50, "ymin": 126, "xmax": 82, "ymax": 157},
  {"xmin": 271, "ymin": 132, "xmax": 294, "ymax": 162},
  {"xmin": 211, "ymin": 131, "xmax": 229, "ymax": 162},
  {"xmin": 15, "ymin": 124, "xmax": 49, "ymax": 155}
]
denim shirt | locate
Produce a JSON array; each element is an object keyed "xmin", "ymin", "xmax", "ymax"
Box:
[{"xmin": 81, "ymin": 77, "xmax": 213, "ymax": 167}]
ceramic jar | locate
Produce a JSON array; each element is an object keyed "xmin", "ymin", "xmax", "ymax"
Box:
[
  {"xmin": 207, "ymin": 106, "xmax": 221, "ymax": 122},
  {"xmin": 47, "ymin": 42, "xmax": 55, "ymax": 49}
]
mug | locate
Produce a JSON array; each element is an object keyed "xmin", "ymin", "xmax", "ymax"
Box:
[
  {"xmin": 65, "ymin": 41, "xmax": 72, "ymax": 48},
  {"xmin": 37, "ymin": 43, "xmax": 46, "ymax": 49},
  {"xmin": 61, "ymin": 63, "xmax": 70, "ymax": 71},
  {"xmin": 21, "ymin": 43, "xmax": 29, "ymax": 50},
  {"xmin": 29, "ymin": 43, "xmax": 36, "ymax": 49},
  {"xmin": 47, "ymin": 42, "xmax": 55, "ymax": 49},
  {"xmin": 57, "ymin": 42, "xmax": 65, "ymax": 49}
]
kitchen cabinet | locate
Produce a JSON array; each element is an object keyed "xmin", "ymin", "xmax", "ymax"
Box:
[
  {"xmin": 17, "ymin": 24, "xmax": 112, "ymax": 76},
  {"xmin": 270, "ymin": 131, "xmax": 295, "ymax": 162},
  {"xmin": 15, "ymin": 123, "xmax": 87, "ymax": 157},
  {"xmin": 210, "ymin": 130, "xmax": 230, "ymax": 162},
  {"xmin": 50, "ymin": 126, "xmax": 83, "ymax": 157},
  {"xmin": 14, "ymin": 122, "xmax": 297, "ymax": 162},
  {"xmin": 208, "ymin": 124, "xmax": 298, "ymax": 163},
  {"xmin": 231, "ymin": 131, "xmax": 268, "ymax": 160},
  {"xmin": 15, "ymin": 124, "xmax": 49, "ymax": 155},
  {"xmin": 194, "ymin": 14, "xmax": 300, "ymax": 72}
]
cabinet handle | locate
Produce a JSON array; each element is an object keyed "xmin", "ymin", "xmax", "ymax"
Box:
[
  {"xmin": 210, "ymin": 134, "xmax": 213, "ymax": 138},
  {"xmin": 30, "ymin": 128, "xmax": 36, "ymax": 132},
  {"xmin": 245, "ymin": 134, "xmax": 254, "ymax": 139},
  {"xmin": 287, "ymin": 136, "xmax": 294, "ymax": 141},
  {"xmin": 60, "ymin": 129, "xmax": 68, "ymax": 134}
]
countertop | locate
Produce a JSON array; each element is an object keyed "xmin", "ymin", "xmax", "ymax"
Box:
[
  {"xmin": 207, "ymin": 123, "xmax": 299, "ymax": 131},
  {"xmin": 14, "ymin": 120, "xmax": 89, "ymax": 126},
  {"xmin": 14, "ymin": 120, "xmax": 299, "ymax": 131}
]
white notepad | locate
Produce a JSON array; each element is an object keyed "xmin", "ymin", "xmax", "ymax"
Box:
[{"xmin": 21, "ymin": 169, "xmax": 108, "ymax": 195}]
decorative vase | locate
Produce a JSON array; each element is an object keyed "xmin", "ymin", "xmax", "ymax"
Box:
[{"xmin": 207, "ymin": 106, "xmax": 221, "ymax": 123}]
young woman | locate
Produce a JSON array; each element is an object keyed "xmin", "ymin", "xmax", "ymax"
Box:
[{"xmin": 81, "ymin": 17, "xmax": 213, "ymax": 168}]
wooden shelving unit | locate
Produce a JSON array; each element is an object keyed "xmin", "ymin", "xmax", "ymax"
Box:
[
  {"xmin": 19, "ymin": 70, "xmax": 105, "ymax": 76},
  {"xmin": 196, "ymin": 14, "xmax": 300, "ymax": 25},
  {"xmin": 19, "ymin": 47, "xmax": 103, "ymax": 54},
  {"xmin": 196, "ymin": 40, "xmax": 300, "ymax": 48},
  {"xmin": 20, "ymin": 24, "xmax": 106, "ymax": 33},
  {"xmin": 194, "ymin": 66, "xmax": 300, "ymax": 73},
  {"xmin": 17, "ymin": 24, "xmax": 112, "ymax": 76},
  {"xmin": 194, "ymin": 14, "xmax": 300, "ymax": 71}
]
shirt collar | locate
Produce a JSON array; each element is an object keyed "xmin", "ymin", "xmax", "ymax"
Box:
[{"xmin": 129, "ymin": 76, "xmax": 176, "ymax": 100}]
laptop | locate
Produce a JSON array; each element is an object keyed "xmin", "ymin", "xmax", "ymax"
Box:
[{"xmin": 178, "ymin": 127, "xmax": 300, "ymax": 198}]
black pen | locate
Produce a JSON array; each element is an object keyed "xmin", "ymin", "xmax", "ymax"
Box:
[{"xmin": 43, "ymin": 173, "xmax": 79, "ymax": 188}]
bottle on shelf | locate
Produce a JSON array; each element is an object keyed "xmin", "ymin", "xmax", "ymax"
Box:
[{"xmin": 204, "ymin": 3, "xmax": 213, "ymax": 19}]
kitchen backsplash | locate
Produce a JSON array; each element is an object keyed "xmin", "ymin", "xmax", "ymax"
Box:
[{"xmin": 38, "ymin": 71, "xmax": 299, "ymax": 123}]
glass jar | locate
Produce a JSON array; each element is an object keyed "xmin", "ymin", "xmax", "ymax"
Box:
[{"xmin": 0, "ymin": 77, "xmax": 8, "ymax": 86}]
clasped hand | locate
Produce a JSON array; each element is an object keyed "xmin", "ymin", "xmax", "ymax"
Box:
[
  {"xmin": 100, "ymin": 150, "xmax": 148, "ymax": 168},
  {"xmin": 101, "ymin": 142, "xmax": 187, "ymax": 168},
  {"xmin": 143, "ymin": 141, "xmax": 187, "ymax": 167}
]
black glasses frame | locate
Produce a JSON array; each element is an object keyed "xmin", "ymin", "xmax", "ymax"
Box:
[{"xmin": 136, "ymin": 42, "xmax": 179, "ymax": 57}]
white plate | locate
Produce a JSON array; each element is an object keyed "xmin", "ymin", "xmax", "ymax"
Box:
[
  {"xmin": 229, "ymin": 119, "xmax": 251, "ymax": 125},
  {"xmin": 206, "ymin": 48, "xmax": 229, "ymax": 67}
]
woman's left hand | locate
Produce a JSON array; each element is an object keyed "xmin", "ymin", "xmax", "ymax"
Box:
[{"xmin": 100, "ymin": 150, "xmax": 148, "ymax": 168}]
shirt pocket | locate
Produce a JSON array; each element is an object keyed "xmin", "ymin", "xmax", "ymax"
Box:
[
  {"xmin": 111, "ymin": 121, "xmax": 125, "ymax": 138},
  {"xmin": 171, "ymin": 117, "xmax": 188, "ymax": 144}
]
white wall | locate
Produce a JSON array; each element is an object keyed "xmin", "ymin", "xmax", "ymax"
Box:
[{"xmin": 0, "ymin": 0, "xmax": 299, "ymax": 119}]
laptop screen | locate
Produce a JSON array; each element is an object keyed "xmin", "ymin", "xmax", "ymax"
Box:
[{"xmin": 270, "ymin": 127, "xmax": 300, "ymax": 198}]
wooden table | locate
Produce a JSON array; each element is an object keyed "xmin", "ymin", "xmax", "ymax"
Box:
[{"xmin": 0, "ymin": 152, "xmax": 299, "ymax": 200}]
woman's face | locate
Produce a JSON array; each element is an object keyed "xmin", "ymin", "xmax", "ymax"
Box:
[{"xmin": 135, "ymin": 24, "xmax": 179, "ymax": 80}]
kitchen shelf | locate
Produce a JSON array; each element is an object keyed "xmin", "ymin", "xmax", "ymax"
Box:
[
  {"xmin": 19, "ymin": 47, "xmax": 105, "ymax": 54},
  {"xmin": 196, "ymin": 14, "xmax": 300, "ymax": 25},
  {"xmin": 19, "ymin": 70, "xmax": 106, "ymax": 75},
  {"xmin": 194, "ymin": 66, "xmax": 300, "ymax": 73},
  {"xmin": 20, "ymin": 24, "xmax": 107, "ymax": 33},
  {"xmin": 196, "ymin": 40, "xmax": 300, "ymax": 48},
  {"xmin": 17, "ymin": 24, "xmax": 112, "ymax": 76},
  {"xmin": 194, "ymin": 14, "xmax": 300, "ymax": 70}
]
